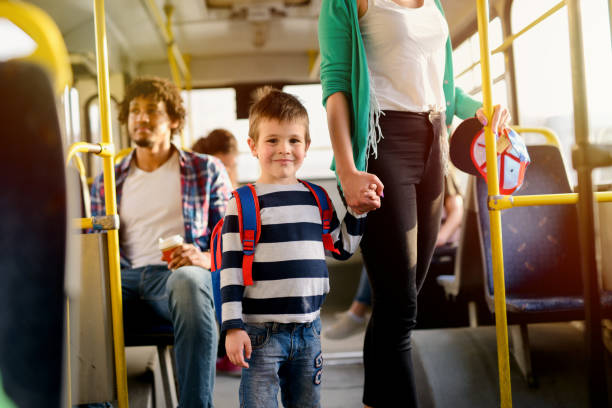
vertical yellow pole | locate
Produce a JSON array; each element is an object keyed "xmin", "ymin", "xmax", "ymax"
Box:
[
  {"xmin": 164, "ymin": 4, "xmax": 186, "ymax": 149},
  {"xmin": 92, "ymin": 1, "xmax": 129, "ymax": 407},
  {"xmin": 476, "ymin": 1, "xmax": 512, "ymax": 407}
]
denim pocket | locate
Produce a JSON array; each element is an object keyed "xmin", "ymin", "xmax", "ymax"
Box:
[
  {"xmin": 245, "ymin": 323, "xmax": 270, "ymax": 350},
  {"xmin": 310, "ymin": 317, "xmax": 322, "ymax": 339}
]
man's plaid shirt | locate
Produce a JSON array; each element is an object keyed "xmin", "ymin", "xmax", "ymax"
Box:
[{"xmin": 90, "ymin": 146, "xmax": 232, "ymax": 268}]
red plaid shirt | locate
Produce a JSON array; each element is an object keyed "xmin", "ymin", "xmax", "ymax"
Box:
[{"xmin": 90, "ymin": 147, "xmax": 232, "ymax": 268}]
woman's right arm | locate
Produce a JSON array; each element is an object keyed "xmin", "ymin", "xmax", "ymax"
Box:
[{"xmin": 326, "ymin": 92, "xmax": 383, "ymax": 213}]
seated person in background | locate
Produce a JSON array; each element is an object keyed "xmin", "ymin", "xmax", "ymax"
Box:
[
  {"xmin": 193, "ymin": 129, "xmax": 242, "ymax": 374},
  {"xmin": 90, "ymin": 76, "xmax": 232, "ymax": 408},
  {"xmin": 221, "ymin": 87, "xmax": 368, "ymax": 407},
  {"xmin": 324, "ymin": 171, "xmax": 464, "ymax": 339},
  {"xmin": 192, "ymin": 128, "xmax": 239, "ymax": 188}
]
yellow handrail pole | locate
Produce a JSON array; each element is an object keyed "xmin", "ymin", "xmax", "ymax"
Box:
[
  {"xmin": 513, "ymin": 127, "xmax": 561, "ymax": 149},
  {"xmin": 490, "ymin": 191, "xmax": 612, "ymax": 210},
  {"xmin": 142, "ymin": 0, "xmax": 189, "ymax": 79},
  {"xmin": 0, "ymin": 2, "xmax": 73, "ymax": 94},
  {"xmin": 163, "ymin": 4, "xmax": 186, "ymax": 149},
  {"xmin": 457, "ymin": 1, "xmax": 566, "ymax": 80},
  {"xmin": 92, "ymin": 1, "xmax": 129, "ymax": 407},
  {"xmin": 184, "ymin": 53, "xmax": 194, "ymax": 148},
  {"xmin": 476, "ymin": 1, "xmax": 512, "ymax": 407},
  {"xmin": 567, "ymin": 0, "xmax": 608, "ymax": 405},
  {"xmin": 608, "ymin": 0, "xmax": 612, "ymax": 48}
]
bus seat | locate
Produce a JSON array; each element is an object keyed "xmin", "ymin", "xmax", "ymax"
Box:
[
  {"xmin": 123, "ymin": 313, "xmax": 178, "ymax": 408},
  {"xmin": 0, "ymin": 61, "xmax": 67, "ymax": 407},
  {"xmin": 437, "ymin": 176, "xmax": 487, "ymax": 327},
  {"xmin": 474, "ymin": 143, "xmax": 612, "ymax": 384}
]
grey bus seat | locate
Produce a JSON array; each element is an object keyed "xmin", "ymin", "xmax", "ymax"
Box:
[
  {"xmin": 123, "ymin": 310, "xmax": 178, "ymax": 408},
  {"xmin": 436, "ymin": 176, "xmax": 489, "ymax": 327},
  {"xmin": 0, "ymin": 61, "xmax": 68, "ymax": 407},
  {"xmin": 474, "ymin": 143, "xmax": 612, "ymax": 384}
]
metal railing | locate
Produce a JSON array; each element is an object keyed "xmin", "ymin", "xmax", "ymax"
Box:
[{"xmin": 476, "ymin": 1, "xmax": 612, "ymax": 406}]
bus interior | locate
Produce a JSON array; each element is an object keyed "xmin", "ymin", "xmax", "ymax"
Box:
[{"xmin": 2, "ymin": 0, "xmax": 612, "ymax": 407}]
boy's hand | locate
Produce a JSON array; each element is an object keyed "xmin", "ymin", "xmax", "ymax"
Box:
[
  {"xmin": 357, "ymin": 183, "xmax": 380, "ymax": 214},
  {"xmin": 225, "ymin": 328, "xmax": 252, "ymax": 368}
]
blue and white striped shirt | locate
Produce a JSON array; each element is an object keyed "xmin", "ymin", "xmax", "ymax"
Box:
[{"xmin": 220, "ymin": 182, "xmax": 366, "ymax": 332}]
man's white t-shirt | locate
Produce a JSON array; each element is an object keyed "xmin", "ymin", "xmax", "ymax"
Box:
[{"xmin": 120, "ymin": 151, "xmax": 185, "ymax": 268}]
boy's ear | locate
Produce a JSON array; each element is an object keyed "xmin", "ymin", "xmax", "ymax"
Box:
[
  {"xmin": 305, "ymin": 140, "xmax": 311, "ymax": 155},
  {"xmin": 247, "ymin": 138, "xmax": 258, "ymax": 157}
]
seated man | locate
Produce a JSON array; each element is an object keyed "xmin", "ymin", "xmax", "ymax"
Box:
[{"xmin": 90, "ymin": 76, "xmax": 232, "ymax": 407}]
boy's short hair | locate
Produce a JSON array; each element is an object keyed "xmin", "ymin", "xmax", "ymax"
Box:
[
  {"xmin": 248, "ymin": 86, "xmax": 310, "ymax": 143},
  {"xmin": 118, "ymin": 76, "xmax": 186, "ymax": 134}
]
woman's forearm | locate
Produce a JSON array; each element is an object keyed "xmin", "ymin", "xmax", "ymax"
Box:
[{"xmin": 326, "ymin": 92, "xmax": 358, "ymax": 179}]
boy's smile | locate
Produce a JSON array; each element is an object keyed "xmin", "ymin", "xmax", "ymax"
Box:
[{"xmin": 248, "ymin": 118, "xmax": 310, "ymax": 184}]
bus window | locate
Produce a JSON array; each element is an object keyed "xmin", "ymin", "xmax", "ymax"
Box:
[
  {"xmin": 512, "ymin": 0, "xmax": 612, "ymax": 185},
  {"xmin": 0, "ymin": 18, "xmax": 36, "ymax": 61},
  {"xmin": 183, "ymin": 85, "xmax": 335, "ymax": 184},
  {"xmin": 283, "ymin": 84, "xmax": 334, "ymax": 180},
  {"xmin": 85, "ymin": 95, "xmax": 122, "ymax": 178},
  {"xmin": 61, "ymin": 87, "xmax": 81, "ymax": 148},
  {"xmin": 451, "ymin": 17, "xmax": 506, "ymax": 130},
  {"xmin": 181, "ymin": 87, "xmax": 256, "ymax": 183}
]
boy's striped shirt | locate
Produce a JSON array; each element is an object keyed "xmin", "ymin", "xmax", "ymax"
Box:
[{"xmin": 219, "ymin": 182, "xmax": 365, "ymax": 332}]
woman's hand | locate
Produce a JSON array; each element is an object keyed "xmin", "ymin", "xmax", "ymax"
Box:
[
  {"xmin": 475, "ymin": 105, "xmax": 511, "ymax": 134},
  {"xmin": 339, "ymin": 170, "xmax": 384, "ymax": 214}
]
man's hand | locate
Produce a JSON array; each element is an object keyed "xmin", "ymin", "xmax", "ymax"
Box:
[
  {"xmin": 225, "ymin": 329, "xmax": 252, "ymax": 368},
  {"xmin": 166, "ymin": 244, "xmax": 211, "ymax": 270},
  {"xmin": 339, "ymin": 170, "xmax": 384, "ymax": 214}
]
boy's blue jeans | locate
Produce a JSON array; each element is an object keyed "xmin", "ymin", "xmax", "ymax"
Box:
[{"xmin": 239, "ymin": 317, "xmax": 323, "ymax": 408}]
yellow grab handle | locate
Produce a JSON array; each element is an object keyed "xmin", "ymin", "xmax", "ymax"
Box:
[{"xmin": 0, "ymin": 1, "xmax": 72, "ymax": 94}]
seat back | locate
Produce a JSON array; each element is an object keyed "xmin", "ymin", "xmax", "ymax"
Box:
[
  {"xmin": 452, "ymin": 177, "xmax": 486, "ymax": 297},
  {"xmin": 475, "ymin": 145, "xmax": 583, "ymax": 300},
  {"xmin": 0, "ymin": 61, "xmax": 67, "ymax": 407}
]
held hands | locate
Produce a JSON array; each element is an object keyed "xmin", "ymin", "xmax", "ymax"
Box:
[
  {"xmin": 340, "ymin": 170, "xmax": 384, "ymax": 214},
  {"xmin": 475, "ymin": 105, "xmax": 511, "ymax": 134},
  {"xmin": 225, "ymin": 329, "xmax": 252, "ymax": 368},
  {"xmin": 165, "ymin": 244, "xmax": 212, "ymax": 270}
]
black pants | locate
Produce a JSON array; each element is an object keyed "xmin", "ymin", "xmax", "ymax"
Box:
[{"xmin": 361, "ymin": 111, "xmax": 444, "ymax": 407}]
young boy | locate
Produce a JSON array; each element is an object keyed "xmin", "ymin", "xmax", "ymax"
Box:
[{"xmin": 220, "ymin": 87, "xmax": 368, "ymax": 407}]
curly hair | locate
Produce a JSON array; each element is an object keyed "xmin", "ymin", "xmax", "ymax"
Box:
[
  {"xmin": 192, "ymin": 128, "xmax": 238, "ymax": 156},
  {"xmin": 248, "ymin": 86, "xmax": 310, "ymax": 143},
  {"xmin": 118, "ymin": 76, "xmax": 185, "ymax": 134}
]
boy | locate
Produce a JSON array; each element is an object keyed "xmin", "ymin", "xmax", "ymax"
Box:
[{"xmin": 220, "ymin": 87, "xmax": 368, "ymax": 407}]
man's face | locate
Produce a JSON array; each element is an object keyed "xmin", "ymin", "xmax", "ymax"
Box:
[{"xmin": 127, "ymin": 94, "xmax": 178, "ymax": 148}]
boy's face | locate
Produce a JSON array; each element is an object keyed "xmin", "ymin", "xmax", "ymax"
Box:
[{"xmin": 248, "ymin": 118, "xmax": 310, "ymax": 184}]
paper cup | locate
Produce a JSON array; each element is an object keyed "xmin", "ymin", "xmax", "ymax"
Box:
[{"xmin": 158, "ymin": 235, "xmax": 184, "ymax": 263}]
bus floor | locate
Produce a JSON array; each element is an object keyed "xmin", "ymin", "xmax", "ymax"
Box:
[{"xmin": 123, "ymin": 316, "xmax": 605, "ymax": 407}]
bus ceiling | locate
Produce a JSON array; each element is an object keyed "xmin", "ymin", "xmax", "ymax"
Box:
[{"xmin": 23, "ymin": 0, "xmax": 510, "ymax": 86}]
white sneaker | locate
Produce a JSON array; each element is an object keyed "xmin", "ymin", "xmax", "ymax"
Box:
[{"xmin": 324, "ymin": 312, "xmax": 366, "ymax": 339}]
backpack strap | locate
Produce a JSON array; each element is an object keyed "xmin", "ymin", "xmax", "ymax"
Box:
[
  {"xmin": 210, "ymin": 219, "xmax": 224, "ymax": 322},
  {"xmin": 210, "ymin": 219, "xmax": 224, "ymax": 273},
  {"xmin": 234, "ymin": 184, "xmax": 260, "ymax": 286},
  {"xmin": 299, "ymin": 180, "xmax": 340, "ymax": 255}
]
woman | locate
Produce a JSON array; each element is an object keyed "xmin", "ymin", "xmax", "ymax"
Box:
[
  {"xmin": 192, "ymin": 128, "xmax": 239, "ymax": 188},
  {"xmin": 318, "ymin": 0, "xmax": 509, "ymax": 406}
]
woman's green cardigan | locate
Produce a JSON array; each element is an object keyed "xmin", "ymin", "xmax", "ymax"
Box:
[{"xmin": 318, "ymin": 0, "xmax": 482, "ymax": 173}]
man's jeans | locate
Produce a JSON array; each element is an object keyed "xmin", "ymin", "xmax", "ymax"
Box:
[
  {"xmin": 123, "ymin": 264, "xmax": 218, "ymax": 408},
  {"xmin": 239, "ymin": 317, "xmax": 322, "ymax": 408}
]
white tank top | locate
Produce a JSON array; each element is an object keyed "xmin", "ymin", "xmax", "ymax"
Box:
[
  {"xmin": 359, "ymin": 0, "xmax": 449, "ymax": 112},
  {"xmin": 120, "ymin": 151, "xmax": 185, "ymax": 268}
]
